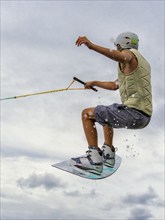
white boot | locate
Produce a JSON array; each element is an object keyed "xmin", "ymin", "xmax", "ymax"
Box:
[
  {"xmin": 70, "ymin": 147, "xmax": 103, "ymax": 175},
  {"xmin": 101, "ymin": 144, "xmax": 116, "ymax": 168}
]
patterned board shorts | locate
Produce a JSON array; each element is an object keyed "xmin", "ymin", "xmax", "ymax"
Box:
[{"xmin": 94, "ymin": 103, "xmax": 151, "ymax": 129}]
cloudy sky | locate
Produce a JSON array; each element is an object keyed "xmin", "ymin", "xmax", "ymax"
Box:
[{"xmin": 1, "ymin": 0, "xmax": 164, "ymax": 219}]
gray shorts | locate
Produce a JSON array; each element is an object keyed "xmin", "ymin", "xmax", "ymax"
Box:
[{"xmin": 94, "ymin": 103, "xmax": 151, "ymax": 129}]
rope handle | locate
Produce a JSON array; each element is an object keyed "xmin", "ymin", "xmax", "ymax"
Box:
[{"xmin": 73, "ymin": 77, "xmax": 98, "ymax": 92}]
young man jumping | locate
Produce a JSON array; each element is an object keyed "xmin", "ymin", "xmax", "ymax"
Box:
[{"xmin": 70, "ymin": 32, "xmax": 152, "ymax": 175}]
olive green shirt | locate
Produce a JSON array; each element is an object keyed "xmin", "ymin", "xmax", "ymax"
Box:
[{"xmin": 118, "ymin": 49, "xmax": 152, "ymax": 116}]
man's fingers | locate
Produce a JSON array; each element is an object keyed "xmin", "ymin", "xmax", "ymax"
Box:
[
  {"xmin": 75, "ymin": 37, "xmax": 80, "ymax": 45},
  {"xmin": 76, "ymin": 39, "xmax": 84, "ymax": 46},
  {"xmin": 75, "ymin": 36, "xmax": 87, "ymax": 46},
  {"xmin": 75, "ymin": 36, "xmax": 81, "ymax": 45}
]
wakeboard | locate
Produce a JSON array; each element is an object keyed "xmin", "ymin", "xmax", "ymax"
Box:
[{"xmin": 52, "ymin": 155, "xmax": 121, "ymax": 180}]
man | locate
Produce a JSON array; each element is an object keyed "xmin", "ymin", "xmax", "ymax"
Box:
[{"xmin": 70, "ymin": 32, "xmax": 152, "ymax": 175}]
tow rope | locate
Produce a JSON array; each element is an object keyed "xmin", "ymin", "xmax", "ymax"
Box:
[{"xmin": 0, "ymin": 77, "xmax": 97, "ymax": 101}]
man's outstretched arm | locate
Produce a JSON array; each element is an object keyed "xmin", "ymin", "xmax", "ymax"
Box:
[{"xmin": 76, "ymin": 36, "xmax": 133, "ymax": 63}]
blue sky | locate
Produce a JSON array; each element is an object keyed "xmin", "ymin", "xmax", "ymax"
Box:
[{"xmin": 1, "ymin": 1, "xmax": 164, "ymax": 219}]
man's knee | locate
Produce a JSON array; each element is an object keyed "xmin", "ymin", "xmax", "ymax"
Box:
[{"xmin": 82, "ymin": 108, "xmax": 95, "ymax": 120}]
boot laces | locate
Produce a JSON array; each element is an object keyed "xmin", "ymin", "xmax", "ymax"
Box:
[
  {"xmin": 86, "ymin": 150, "xmax": 92, "ymax": 158},
  {"xmin": 102, "ymin": 146, "xmax": 118, "ymax": 152}
]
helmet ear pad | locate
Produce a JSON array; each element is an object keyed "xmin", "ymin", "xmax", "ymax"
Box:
[{"xmin": 116, "ymin": 44, "xmax": 123, "ymax": 51}]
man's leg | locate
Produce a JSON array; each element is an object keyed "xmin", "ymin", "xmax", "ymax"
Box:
[
  {"xmin": 82, "ymin": 108, "xmax": 114, "ymax": 148},
  {"xmin": 102, "ymin": 124, "xmax": 115, "ymax": 167},
  {"xmin": 82, "ymin": 107, "xmax": 98, "ymax": 147},
  {"xmin": 81, "ymin": 104, "xmax": 116, "ymax": 168},
  {"xmin": 69, "ymin": 107, "xmax": 103, "ymax": 174},
  {"xmin": 103, "ymin": 124, "xmax": 114, "ymax": 147}
]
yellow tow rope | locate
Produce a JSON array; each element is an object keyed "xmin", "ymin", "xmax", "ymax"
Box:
[{"xmin": 0, "ymin": 77, "xmax": 97, "ymax": 101}]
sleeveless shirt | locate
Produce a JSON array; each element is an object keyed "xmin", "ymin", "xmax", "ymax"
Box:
[{"xmin": 118, "ymin": 49, "xmax": 152, "ymax": 116}]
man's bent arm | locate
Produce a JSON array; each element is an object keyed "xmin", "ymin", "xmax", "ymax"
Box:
[{"xmin": 85, "ymin": 80, "xmax": 119, "ymax": 91}]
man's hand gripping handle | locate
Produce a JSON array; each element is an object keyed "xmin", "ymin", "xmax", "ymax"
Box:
[{"xmin": 73, "ymin": 77, "xmax": 98, "ymax": 92}]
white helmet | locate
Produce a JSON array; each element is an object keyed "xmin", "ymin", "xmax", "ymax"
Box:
[{"xmin": 114, "ymin": 32, "xmax": 139, "ymax": 50}]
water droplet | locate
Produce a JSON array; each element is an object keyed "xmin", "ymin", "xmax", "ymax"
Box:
[{"xmin": 88, "ymin": 111, "xmax": 93, "ymax": 116}]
